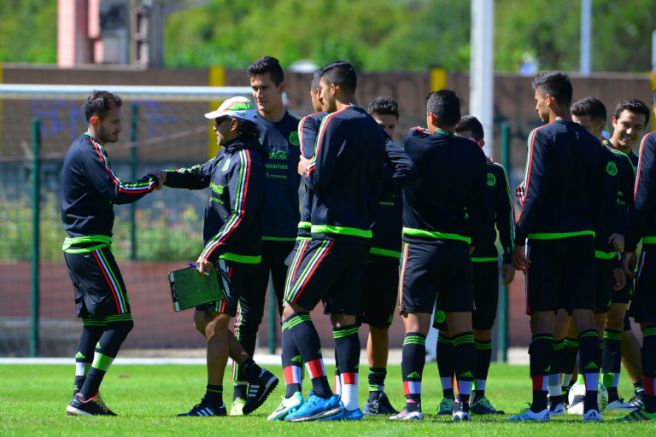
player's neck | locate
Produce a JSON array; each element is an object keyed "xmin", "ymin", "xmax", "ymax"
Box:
[
  {"xmin": 85, "ymin": 128, "xmax": 104, "ymax": 145},
  {"xmin": 550, "ymin": 108, "xmax": 571, "ymax": 123},
  {"xmin": 609, "ymin": 138, "xmax": 633, "ymax": 155},
  {"xmin": 259, "ymin": 104, "xmax": 285, "ymax": 123},
  {"xmin": 335, "ymin": 94, "xmax": 356, "ymax": 111}
]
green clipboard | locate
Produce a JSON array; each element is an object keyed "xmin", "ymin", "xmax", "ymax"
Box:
[{"xmin": 168, "ymin": 266, "xmax": 228, "ymax": 312}]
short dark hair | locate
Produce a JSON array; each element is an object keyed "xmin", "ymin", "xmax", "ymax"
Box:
[
  {"xmin": 426, "ymin": 89, "xmax": 461, "ymax": 127},
  {"xmin": 367, "ymin": 96, "xmax": 399, "ymax": 119},
  {"xmin": 83, "ymin": 90, "xmax": 122, "ymax": 122},
  {"xmin": 236, "ymin": 119, "xmax": 260, "ymax": 140},
  {"xmin": 319, "ymin": 61, "xmax": 357, "ymax": 94},
  {"xmin": 570, "ymin": 96, "xmax": 607, "ymax": 123},
  {"xmin": 455, "ymin": 115, "xmax": 484, "ymax": 141},
  {"xmin": 532, "ymin": 71, "xmax": 573, "ymax": 106},
  {"xmin": 310, "ymin": 70, "xmax": 322, "ymax": 92},
  {"xmin": 247, "ymin": 56, "xmax": 285, "ymax": 86},
  {"xmin": 613, "ymin": 99, "xmax": 650, "ymax": 127}
]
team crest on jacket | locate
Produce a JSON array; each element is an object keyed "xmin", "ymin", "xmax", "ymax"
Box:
[
  {"xmin": 289, "ymin": 131, "xmax": 300, "ymax": 146},
  {"xmin": 487, "ymin": 172, "xmax": 497, "ymax": 187},
  {"xmin": 606, "ymin": 161, "xmax": 618, "ymax": 176}
]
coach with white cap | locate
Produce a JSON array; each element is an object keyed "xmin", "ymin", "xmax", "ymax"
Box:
[{"xmin": 161, "ymin": 96, "xmax": 278, "ymax": 417}]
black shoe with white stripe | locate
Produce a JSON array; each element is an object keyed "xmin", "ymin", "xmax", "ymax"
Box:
[
  {"xmin": 178, "ymin": 398, "xmax": 227, "ymax": 417},
  {"xmin": 242, "ymin": 369, "xmax": 279, "ymax": 415}
]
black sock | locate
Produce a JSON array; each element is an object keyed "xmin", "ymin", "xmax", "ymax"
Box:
[
  {"xmin": 453, "ymin": 332, "xmax": 475, "ymax": 411},
  {"xmin": 205, "ymin": 384, "xmax": 224, "ymax": 406},
  {"xmin": 641, "ymin": 326, "xmax": 656, "ymax": 413},
  {"xmin": 602, "ymin": 329, "xmax": 622, "ymax": 402},
  {"xmin": 368, "ymin": 367, "xmax": 387, "ymax": 398},
  {"xmin": 285, "ymin": 313, "xmax": 331, "ymax": 398},
  {"xmin": 578, "ymin": 329, "xmax": 601, "ymax": 412},
  {"xmin": 474, "ymin": 338, "xmax": 492, "ymax": 398},
  {"xmin": 80, "ymin": 318, "xmax": 133, "ymax": 399},
  {"xmin": 529, "ymin": 333, "xmax": 553, "ymax": 413},
  {"xmin": 402, "ymin": 332, "xmax": 425, "ymax": 406},
  {"xmin": 240, "ymin": 357, "xmax": 263, "ymax": 382},
  {"xmin": 437, "ymin": 334, "xmax": 454, "ymax": 398},
  {"xmin": 73, "ymin": 320, "xmax": 104, "ymax": 396},
  {"xmin": 281, "ymin": 319, "xmax": 303, "ymax": 398}
]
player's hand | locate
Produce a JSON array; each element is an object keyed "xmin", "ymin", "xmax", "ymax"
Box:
[
  {"xmin": 608, "ymin": 233, "xmax": 625, "ymax": 253},
  {"xmin": 502, "ymin": 263, "xmax": 516, "ymax": 285},
  {"xmin": 612, "ymin": 267, "xmax": 626, "ymax": 291},
  {"xmin": 195, "ymin": 256, "xmax": 214, "ymax": 275},
  {"xmin": 155, "ymin": 171, "xmax": 167, "ymax": 190},
  {"xmin": 512, "ymin": 245, "xmax": 528, "ymax": 272},
  {"xmin": 297, "ymin": 155, "xmax": 312, "ymax": 176},
  {"xmin": 622, "ymin": 251, "xmax": 637, "ymax": 279}
]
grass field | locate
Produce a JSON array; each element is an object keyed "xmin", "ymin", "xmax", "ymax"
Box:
[{"xmin": 0, "ymin": 363, "xmax": 652, "ymax": 436}]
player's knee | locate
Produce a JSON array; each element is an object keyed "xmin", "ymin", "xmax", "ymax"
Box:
[{"xmin": 330, "ymin": 313, "xmax": 356, "ymax": 327}]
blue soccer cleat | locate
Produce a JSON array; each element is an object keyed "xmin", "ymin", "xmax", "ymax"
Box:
[{"xmin": 284, "ymin": 394, "xmax": 343, "ymax": 422}]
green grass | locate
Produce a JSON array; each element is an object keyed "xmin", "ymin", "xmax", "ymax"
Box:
[{"xmin": 0, "ymin": 363, "xmax": 652, "ymax": 436}]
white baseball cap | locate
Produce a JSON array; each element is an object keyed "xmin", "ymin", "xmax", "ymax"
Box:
[{"xmin": 204, "ymin": 96, "xmax": 258, "ymax": 123}]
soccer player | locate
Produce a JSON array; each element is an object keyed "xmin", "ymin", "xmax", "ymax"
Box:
[
  {"xmin": 620, "ymin": 93, "xmax": 656, "ymax": 422},
  {"xmin": 361, "ymin": 96, "xmax": 415, "ymax": 415},
  {"xmin": 281, "ymin": 61, "xmax": 387, "ymax": 422},
  {"xmin": 62, "ymin": 90, "xmax": 163, "ymax": 416},
  {"xmin": 567, "ymin": 97, "xmax": 632, "ymax": 413},
  {"xmin": 229, "ymin": 56, "xmax": 300, "ymax": 415},
  {"xmin": 434, "ymin": 115, "xmax": 515, "ymax": 416},
  {"xmin": 268, "ymin": 71, "xmax": 324, "ymax": 421},
  {"xmin": 163, "ymin": 97, "xmax": 278, "ymax": 417},
  {"xmin": 392, "ymin": 90, "xmax": 487, "ymax": 422},
  {"xmin": 604, "ymin": 99, "xmax": 650, "ymax": 410},
  {"xmin": 509, "ymin": 72, "xmax": 606, "ymax": 422}
]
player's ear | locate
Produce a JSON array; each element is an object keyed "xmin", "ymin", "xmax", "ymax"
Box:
[
  {"xmin": 90, "ymin": 115, "xmax": 100, "ymax": 127},
  {"xmin": 278, "ymin": 80, "xmax": 286, "ymax": 94}
]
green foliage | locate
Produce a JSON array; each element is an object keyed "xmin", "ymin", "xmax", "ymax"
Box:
[
  {"xmin": 0, "ymin": 195, "xmax": 201, "ymax": 262},
  {"xmin": 496, "ymin": 0, "xmax": 656, "ymax": 72},
  {"xmin": 164, "ymin": 0, "xmax": 471, "ymax": 72},
  {"xmin": 0, "ymin": 0, "xmax": 56, "ymax": 63}
]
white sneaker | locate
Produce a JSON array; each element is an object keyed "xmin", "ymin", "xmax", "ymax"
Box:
[
  {"xmin": 548, "ymin": 402, "xmax": 567, "ymax": 417},
  {"xmin": 267, "ymin": 392, "xmax": 304, "ymax": 421},
  {"xmin": 567, "ymin": 396, "xmax": 584, "ymax": 415},
  {"xmin": 389, "ymin": 407, "xmax": 423, "ymax": 421},
  {"xmin": 582, "ymin": 409, "xmax": 602, "ymax": 422},
  {"xmin": 605, "ymin": 399, "xmax": 637, "ymax": 412},
  {"xmin": 507, "ymin": 408, "xmax": 550, "ymax": 422}
]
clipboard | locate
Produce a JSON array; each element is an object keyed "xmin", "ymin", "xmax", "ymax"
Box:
[{"xmin": 168, "ymin": 266, "xmax": 228, "ymax": 312}]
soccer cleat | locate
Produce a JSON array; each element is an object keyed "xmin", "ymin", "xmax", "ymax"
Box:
[
  {"xmin": 437, "ymin": 397, "xmax": 455, "ymax": 415},
  {"xmin": 567, "ymin": 393, "xmax": 585, "ymax": 415},
  {"xmin": 389, "ymin": 406, "xmax": 423, "ymax": 421},
  {"xmin": 507, "ymin": 408, "xmax": 550, "ymax": 422},
  {"xmin": 582, "ymin": 409, "xmax": 602, "ymax": 422},
  {"xmin": 242, "ymin": 369, "xmax": 279, "ymax": 415},
  {"xmin": 605, "ymin": 398, "xmax": 637, "ymax": 411},
  {"xmin": 548, "ymin": 402, "xmax": 567, "ymax": 417},
  {"xmin": 229, "ymin": 397, "xmax": 246, "ymax": 416},
  {"xmin": 364, "ymin": 392, "xmax": 399, "ymax": 415},
  {"xmin": 178, "ymin": 399, "xmax": 227, "ymax": 417},
  {"xmin": 627, "ymin": 393, "xmax": 645, "ymax": 410},
  {"xmin": 452, "ymin": 402, "xmax": 470, "ymax": 421},
  {"xmin": 618, "ymin": 408, "xmax": 656, "ymax": 422},
  {"xmin": 66, "ymin": 393, "xmax": 117, "ymax": 416},
  {"xmin": 470, "ymin": 396, "xmax": 504, "ymax": 415},
  {"xmin": 284, "ymin": 394, "xmax": 343, "ymax": 422},
  {"xmin": 318, "ymin": 407, "xmax": 364, "ymax": 421},
  {"xmin": 267, "ymin": 392, "xmax": 304, "ymax": 421}
]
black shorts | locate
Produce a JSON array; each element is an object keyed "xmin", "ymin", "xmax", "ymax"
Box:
[
  {"xmin": 630, "ymin": 248, "xmax": 656, "ymax": 323},
  {"xmin": 525, "ymin": 236, "xmax": 595, "ymax": 314},
  {"xmin": 433, "ymin": 259, "xmax": 499, "ymax": 330},
  {"xmin": 400, "ymin": 240, "xmax": 473, "ymax": 314},
  {"xmin": 284, "ymin": 238, "xmax": 369, "ymax": 315},
  {"xmin": 197, "ymin": 260, "xmax": 259, "ymax": 317},
  {"xmin": 358, "ymin": 256, "xmax": 399, "ymax": 328},
  {"xmin": 612, "ymin": 278, "xmax": 633, "ymax": 304},
  {"xmin": 594, "ymin": 257, "xmax": 614, "ymax": 313},
  {"xmin": 64, "ymin": 246, "xmax": 131, "ymax": 318}
]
